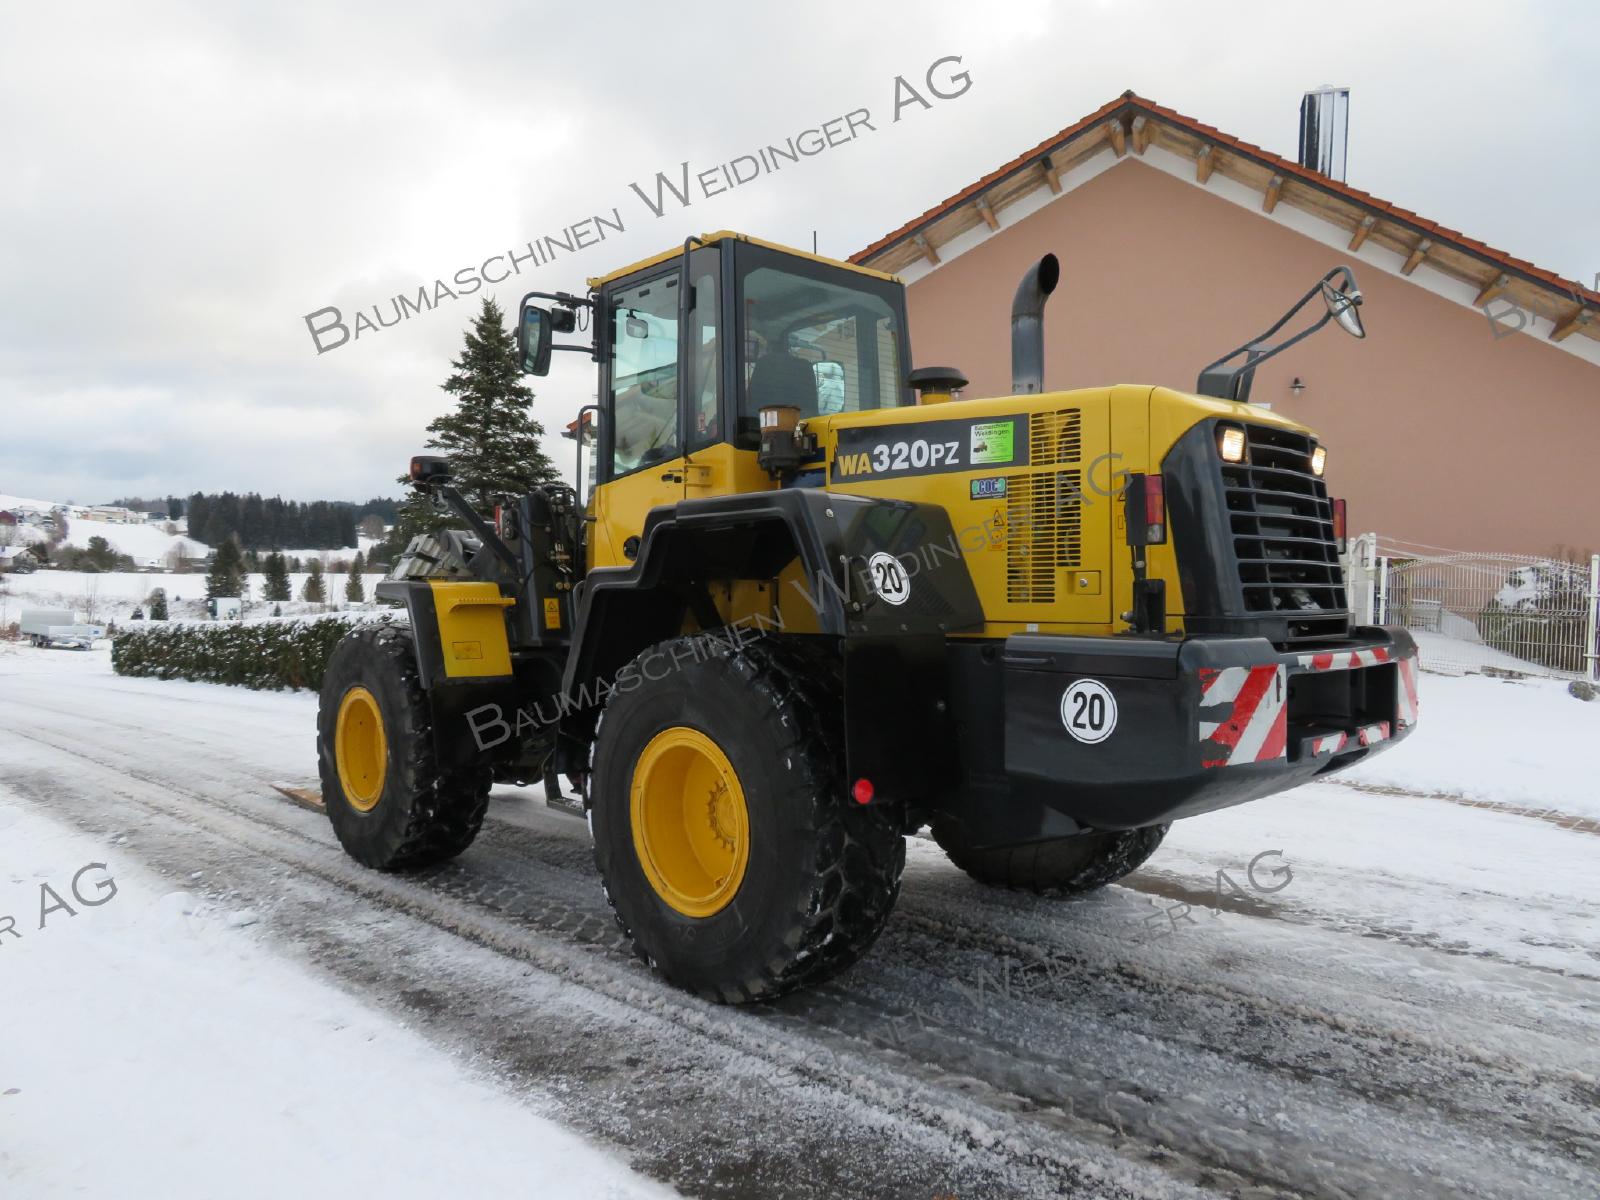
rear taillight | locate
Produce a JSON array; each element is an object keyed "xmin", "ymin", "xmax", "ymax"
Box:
[
  {"xmin": 1124, "ymin": 473, "xmax": 1166, "ymax": 545},
  {"xmin": 494, "ymin": 504, "xmax": 503, "ymax": 537},
  {"xmin": 1332, "ymin": 498, "xmax": 1348, "ymax": 552},
  {"xmin": 1144, "ymin": 474, "xmax": 1166, "ymax": 544}
]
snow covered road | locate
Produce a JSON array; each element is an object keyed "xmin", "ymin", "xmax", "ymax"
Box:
[{"xmin": 2, "ymin": 645, "xmax": 1596, "ymax": 1198}]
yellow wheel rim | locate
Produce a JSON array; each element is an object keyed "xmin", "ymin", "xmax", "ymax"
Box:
[
  {"xmin": 335, "ymin": 686, "xmax": 387, "ymax": 813},
  {"xmin": 630, "ymin": 726, "xmax": 749, "ymax": 918}
]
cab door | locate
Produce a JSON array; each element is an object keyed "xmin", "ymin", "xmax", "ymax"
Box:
[
  {"xmin": 592, "ymin": 250, "xmax": 727, "ymax": 568},
  {"xmin": 590, "ymin": 266, "xmax": 694, "ymax": 569}
]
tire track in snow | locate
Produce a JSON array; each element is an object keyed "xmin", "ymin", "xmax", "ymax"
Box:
[{"xmin": 5, "ymin": 682, "xmax": 1598, "ymax": 1198}]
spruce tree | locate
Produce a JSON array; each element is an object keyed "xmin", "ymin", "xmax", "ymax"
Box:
[
  {"xmin": 263, "ymin": 552, "xmax": 292, "ymax": 601},
  {"xmin": 148, "ymin": 588, "xmax": 169, "ymax": 621},
  {"xmin": 206, "ymin": 538, "xmax": 244, "ymax": 598},
  {"xmin": 302, "ymin": 560, "xmax": 326, "ymax": 603},
  {"xmin": 344, "ymin": 551, "xmax": 366, "ymax": 603},
  {"xmin": 423, "ymin": 296, "xmax": 559, "ymax": 512}
]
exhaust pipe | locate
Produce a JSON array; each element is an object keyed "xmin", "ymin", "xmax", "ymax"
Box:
[{"xmin": 1011, "ymin": 253, "xmax": 1060, "ymax": 394}]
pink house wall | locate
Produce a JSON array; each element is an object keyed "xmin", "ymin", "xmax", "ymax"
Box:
[{"xmin": 902, "ymin": 160, "xmax": 1600, "ymax": 557}]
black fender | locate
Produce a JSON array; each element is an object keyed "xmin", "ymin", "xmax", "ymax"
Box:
[{"xmin": 560, "ymin": 489, "xmax": 985, "ymax": 802}]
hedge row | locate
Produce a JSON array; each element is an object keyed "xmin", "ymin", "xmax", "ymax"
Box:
[{"xmin": 112, "ymin": 611, "xmax": 403, "ymax": 691}]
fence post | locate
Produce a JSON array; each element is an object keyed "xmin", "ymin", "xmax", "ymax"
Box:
[
  {"xmin": 1359, "ymin": 534, "xmax": 1377, "ymax": 625},
  {"xmin": 1375, "ymin": 555, "xmax": 1390, "ymax": 625},
  {"xmin": 1587, "ymin": 554, "xmax": 1600, "ymax": 681}
]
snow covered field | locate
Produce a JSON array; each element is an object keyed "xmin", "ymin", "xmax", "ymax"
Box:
[
  {"xmin": 1, "ymin": 568, "xmax": 389, "ymax": 624},
  {"xmin": 1, "ymin": 643, "xmax": 1596, "ymax": 1198}
]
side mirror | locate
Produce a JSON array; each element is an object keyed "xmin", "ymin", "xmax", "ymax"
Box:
[
  {"xmin": 518, "ymin": 304, "xmax": 554, "ymax": 375},
  {"xmin": 1321, "ymin": 280, "xmax": 1366, "ymax": 339},
  {"xmin": 813, "ymin": 361, "xmax": 846, "ymax": 414}
]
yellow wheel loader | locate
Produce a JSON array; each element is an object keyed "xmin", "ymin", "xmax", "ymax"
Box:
[{"xmin": 317, "ymin": 231, "xmax": 1420, "ymax": 1003}]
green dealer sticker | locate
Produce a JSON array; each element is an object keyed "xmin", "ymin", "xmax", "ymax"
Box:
[{"xmin": 970, "ymin": 421, "xmax": 1015, "ymax": 465}]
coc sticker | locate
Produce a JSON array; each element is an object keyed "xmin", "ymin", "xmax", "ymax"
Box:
[
  {"xmin": 866, "ymin": 552, "xmax": 911, "ymax": 606},
  {"xmin": 1060, "ymin": 679, "xmax": 1117, "ymax": 744}
]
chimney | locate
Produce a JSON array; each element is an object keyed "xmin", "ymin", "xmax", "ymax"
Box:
[{"xmin": 1297, "ymin": 86, "xmax": 1349, "ymax": 181}]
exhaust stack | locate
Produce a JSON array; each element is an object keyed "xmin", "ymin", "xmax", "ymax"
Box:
[{"xmin": 1011, "ymin": 253, "xmax": 1059, "ymax": 394}]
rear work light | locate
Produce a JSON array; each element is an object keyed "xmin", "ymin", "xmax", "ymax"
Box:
[
  {"xmin": 1123, "ymin": 473, "xmax": 1167, "ymax": 546},
  {"xmin": 1332, "ymin": 498, "xmax": 1348, "ymax": 552}
]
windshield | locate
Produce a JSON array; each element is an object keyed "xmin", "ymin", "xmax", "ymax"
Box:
[{"xmin": 736, "ymin": 251, "xmax": 907, "ymax": 439}]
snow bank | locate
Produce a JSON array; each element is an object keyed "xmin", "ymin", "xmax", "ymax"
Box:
[
  {"xmin": 1344, "ymin": 670, "xmax": 1600, "ymax": 819},
  {"xmin": 0, "ymin": 801, "xmax": 674, "ymax": 1199}
]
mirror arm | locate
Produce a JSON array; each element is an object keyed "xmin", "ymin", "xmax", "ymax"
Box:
[
  {"xmin": 1196, "ymin": 266, "xmax": 1356, "ymax": 399},
  {"xmin": 520, "ymin": 289, "xmax": 593, "ymax": 310}
]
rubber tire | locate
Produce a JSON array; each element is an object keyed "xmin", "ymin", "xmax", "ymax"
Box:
[
  {"xmin": 931, "ymin": 820, "xmax": 1169, "ymax": 896},
  {"xmin": 317, "ymin": 624, "xmax": 491, "ymax": 870},
  {"xmin": 589, "ymin": 635, "xmax": 905, "ymax": 1004}
]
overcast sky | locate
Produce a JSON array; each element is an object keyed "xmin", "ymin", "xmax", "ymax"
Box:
[{"xmin": 3, "ymin": 1, "xmax": 1595, "ymax": 506}]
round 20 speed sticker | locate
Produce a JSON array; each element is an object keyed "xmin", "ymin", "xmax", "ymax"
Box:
[
  {"xmin": 866, "ymin": 552, "xmax": 911, "ymax": 606},
  {"xmin": 1060, "ymin": 679, "xmax": 1117, "ymax": 744}
]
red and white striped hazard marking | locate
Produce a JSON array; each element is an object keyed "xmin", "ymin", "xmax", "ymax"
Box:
[
  {"xmin": 1296, "ymin": 646, "xmax": 1392, "ymax": 671},
  {"xmin": 1396, "ymin": 656, "xmax": 1420, "ymax": 730},
  {"xmin": 1311, "ymin": 720, "xmax": 1392, "ymax": 757},
  {"xmin": 1312, "ymin": 731, "xmax": 1348, "ymax": 756},
  {"xmin": 1198, "ymin": 664, "xmax": 1287, "ymax": 768}
]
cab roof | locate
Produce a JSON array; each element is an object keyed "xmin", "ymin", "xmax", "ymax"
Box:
[{"xmin": 585, "ymin": 231, "xmax": 903, "ymax": 290}]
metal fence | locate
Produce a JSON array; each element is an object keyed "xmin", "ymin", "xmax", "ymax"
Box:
[{"xmin": 1344, "ymin": 533, "xmax": 1600, "ymax": 680}]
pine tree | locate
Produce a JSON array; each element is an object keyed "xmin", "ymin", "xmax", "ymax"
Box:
[
  {"xmin": 263, "ymin": 552, "xmax": 292, "ymax": 601},
  {"xmin": 424, "ymin": 296, "xmax": 559, "ymax": 512},
  {"xmin": 148, "ymin": 588, "xmax": 169, "ymax": 621},
  {"xmin": 344, "ymin": 551, "xmax": 366, "ymax": 603},
  {"xmin": 302, "ymin": 560, "xmax": 326, "ymax": 603},
  {"xmin": 206, "ymin": 538, "xmax": 245, "ymax": 598}
]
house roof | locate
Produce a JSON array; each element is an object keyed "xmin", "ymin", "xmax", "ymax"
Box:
[{"xmin": 853, "ymin": 91, "xmax": 1599, "ymax": 346}]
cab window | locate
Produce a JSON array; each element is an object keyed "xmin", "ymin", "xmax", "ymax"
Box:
[
  {"xmin": 609, "ymin": 274, "xmax": 681, "ymax": 476},
  {"xmin": 685, "ymin": 266, "xmax": 720, "ymax": 453},
  {"xmin": 737, "ymin": 257, "xmax": 907, "ymax": 441}
]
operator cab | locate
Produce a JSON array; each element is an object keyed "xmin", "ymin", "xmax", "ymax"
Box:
[{"xmin": 517, "ymin": 233, "xmax": 913, "ymax": 566}]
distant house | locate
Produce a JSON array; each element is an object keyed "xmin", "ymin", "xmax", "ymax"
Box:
[
  {"xmin": 83, "ymin": 505, "xmax": 135, "ymax": 524},
  {"xmin": 0, "ymin": 510, "xmax": 16, "ymax": 527},
  {"xmin": 0, "ymin": 545, "xmax": 35, "ymax": 573}
]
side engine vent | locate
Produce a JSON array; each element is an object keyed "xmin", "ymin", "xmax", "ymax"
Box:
[
  {"xmin": 1004, "ymin": 408, "xmax": 1085, "ymax": 603},
  {"xmin": 1030, "ymin": 407, "xmax": 1083, "ymax": 465}
]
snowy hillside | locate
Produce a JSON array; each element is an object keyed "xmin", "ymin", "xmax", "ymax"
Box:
[{"xmin": 2, "ymin": 492, "xmax": 385, "ymax": 567}]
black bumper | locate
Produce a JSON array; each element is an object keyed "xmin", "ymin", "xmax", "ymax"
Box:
[{"xmin": 940, "ymin": 627, "xmax": 1419, "ymax": 844}]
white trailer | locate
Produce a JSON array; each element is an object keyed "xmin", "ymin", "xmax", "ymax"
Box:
[{"xmin": 19, "ymin": 609, "xmax": 104, "ymax": 649}]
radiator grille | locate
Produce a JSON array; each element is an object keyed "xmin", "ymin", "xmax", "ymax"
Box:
[
  {"xmin": 1223, "ymin": 424, "xmax": 1348, "ymax": 642},
  {"xmin": 1004, "ymin": 408, "xmax": 1085, "ymax": 604}
]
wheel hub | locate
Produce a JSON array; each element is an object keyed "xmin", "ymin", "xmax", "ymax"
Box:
[
  {"xmin": 630, "ymin": 726, "xmax": 749, "ymax": 918},
  {"xmin": 334, "ymin": 685, "xmax": 387, "ymax": 812}
]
